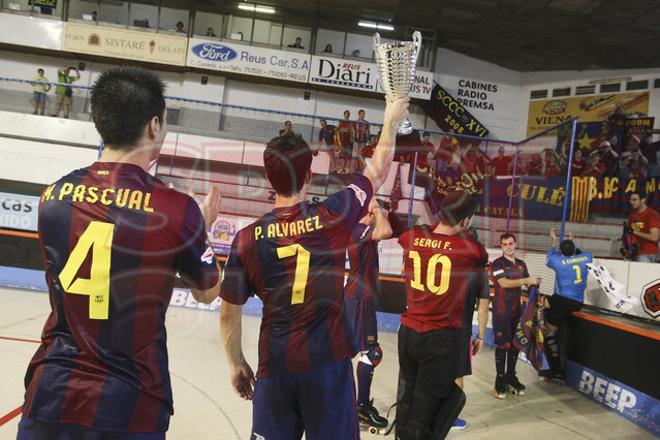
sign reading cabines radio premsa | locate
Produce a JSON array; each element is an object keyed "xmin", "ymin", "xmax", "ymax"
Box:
[
  {"xmin": 64, "ymin": 23, "xmax": 187, "ymax": 66},
  {"xmin": 527, "ymin": 92, "xmax": 649, "ymax": 136}
]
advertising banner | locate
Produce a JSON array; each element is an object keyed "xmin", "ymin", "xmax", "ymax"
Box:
[
  {"xmin": 566, "ymin": 360, "xmax": 659, "ymax": 436},
  {"xmin": 0, "ymin": 12, "xmax": 63, "ymax": 50},
  {"xmin": 0, "ymin": 192, "xmax": 39, "ymax": 232},
  {"xmin": 375, "ymin": 69, "xmax": 434, "ymax": 100},
  {"xmin": 63, "ymin": 23, "xmax": 187, "ymax": 66},
  {"xmin": 187, "ymin": 38, "xmax": 310, "ymax": 83},
  {"xmin": 309, "ymin": 56, "xmax": 378, "ymax": 92},
  {"xmin": 527, "ymin": 92, "xmax": 649, "ymax": 136}
]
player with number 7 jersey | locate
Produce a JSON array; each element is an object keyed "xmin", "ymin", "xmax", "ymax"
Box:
[{"xmin": 219, "ymin": 96, "xmax": 410, "ymax": 440}]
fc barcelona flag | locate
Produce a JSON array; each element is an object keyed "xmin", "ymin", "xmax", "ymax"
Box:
[{"xmin": 512, "ymin": 286, "xmax": 546, "ymax": 371}]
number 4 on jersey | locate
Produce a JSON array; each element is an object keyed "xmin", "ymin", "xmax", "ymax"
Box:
[{"xmin": 58, "ymin": 221, "xmax": 115, "ymax": 320}]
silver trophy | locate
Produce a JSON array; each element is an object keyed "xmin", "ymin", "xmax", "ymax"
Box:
[{"xmin": 373, "ymin": 31, "xmax": 422, "ymax": 134}]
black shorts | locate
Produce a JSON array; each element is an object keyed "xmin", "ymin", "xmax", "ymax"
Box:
[
  {"xmin": 455, "ymin": 332, "xmax": 472, "ymax": 378},
  {"xmin": 544, "ymin": 294, "xmax": 582, "ymax": 327}
]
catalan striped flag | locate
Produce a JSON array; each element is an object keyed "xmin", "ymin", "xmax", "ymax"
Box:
[{"xmin": 569, "ymin": 176, "xmax": 591, "ymax": 222}]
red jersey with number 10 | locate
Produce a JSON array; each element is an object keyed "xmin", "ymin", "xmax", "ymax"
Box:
[{"xmin": 398, "ymin": 226, "xmax": 488, "ymax": 332}]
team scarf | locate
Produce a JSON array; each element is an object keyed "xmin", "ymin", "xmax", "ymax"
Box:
[
  {"xmin": 586, "ymin": 262, "xmax": 637, "ymax": 313},
  {"xmin": 512, "ymin": 286, "xmax": 546, "ymax": 371}
]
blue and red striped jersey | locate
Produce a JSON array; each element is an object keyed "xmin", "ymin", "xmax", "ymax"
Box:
[
  {"xmin": 24, "ymin": 162, "xmax": 218, "ymax": 432},
  {"xmin": 344, "ymin": 224, "xmax": 379, "ymax": 301},
  {"xmin": 491, "ymin": 256, "xmax": 529, "ymax": 319},
  {"xmin": 220, "ymin": 175, "xmax": 373, "ymax": 378},
  {"xmin": 398, "ymin": 226, "xmax": 488, "ymax": 332}
]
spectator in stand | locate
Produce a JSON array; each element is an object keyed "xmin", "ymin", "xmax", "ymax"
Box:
[
  {"xmin": 508, "ymin": 156, "xmax": 526, "ymax": 176},
  {"xmin": 620, "ymin": 141, "xmax": 648, "ymax": 178},
  {"xmin": 288, "ymin": 37, "xmax": 304, "ymax": 49},
  {"xmin": 175, "ymin": 21, "xmax": 185, "ymax": 33},
  {"xmin": 462, "ymin": 148, "xmax": 485, "ymax": 174},
  {"xmin": 352, "ymin": 49, "xmax": 361, "ymax": 57},
  {"xmin": 318, "ymin": 119, "xmax": 338, "ymax": 172},
  {"xmin": 543, "ymin": 149, "xmax": 562, "ymax": 177},
  {"xmin": 355, "ymin": 109, "xmax": 371, "ymax": 172},
  {"xmin": 206, "ymin": 27, "xmax": 217, "ymax": 37},
  {"xmin": 31, "ymin": 68, "xmax": 50, "ymax": 115},
  {"xmin": 323, "ymin": 44, "xmax": 333, "ymax": 53},
  {"xmin": 639, "ymin": 133, "xmax": 658, "ymax": 178},
  {"xmin": 527, "ymin": 153, "xmax": 543, "ymax": 176},
  {"xmin": 417, "ymin": 132, "xmax": 434, "ymax": 173},
  {"xmin": 570, "ymin": 148, "xmax": 586, "ymax": 176},
  {"xmin": 590, "ymin": 141, "xmax": 619, "ymax": 176},
  {"xmin": 91, "ymin": 11, "xmax": 97, "ymax": 21},
  {"xmin": 628, "ymin": 191, "xmax": 659, "ymax": 263},
  {"xmin": 51, "ymin": 66, "xmax": 80, "ymax": 119},
  {"xmin": 490, "ymin": 147, "xmax": 512, "ymax": 177},
  {"xmin": 279, "ymin": 120, "xmax": 293, "ymax": 137},
  {"xmin": 336, "ymin": 110, "xmax": 355, "ymax": 174},
  {"xmin": 584, "ymin": 153, "xmax": 606, "ymax": 178},
  {"xmin": 439, "ymin": 131, "xmax": 459, "ymax": 169}
]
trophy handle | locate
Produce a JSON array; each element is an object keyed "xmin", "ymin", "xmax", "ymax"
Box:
[
  {"xmin": 411, "ymin": 31, "xmax": 422, "ymax": 64},
  {"xmin": 373, "ymin": 32, "xmax": 381, "ymax": 48}
]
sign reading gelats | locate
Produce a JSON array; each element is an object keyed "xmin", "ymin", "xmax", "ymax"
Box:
[
  {"xmin": 187, "ymin": 38, "xmax": 310, "ymax": 83},
  {"xmin": 63, "ymin": 23, "xmax": 187, "ymax": 66}
]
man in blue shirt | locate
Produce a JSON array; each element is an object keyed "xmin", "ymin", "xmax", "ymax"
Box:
[{"xmin": 544, "ymin": 228, "xmax": 593, "ymax": 383}]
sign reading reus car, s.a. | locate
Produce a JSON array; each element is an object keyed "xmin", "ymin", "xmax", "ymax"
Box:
[{"xmin": 187, "ymin": 38, "xmax": 310, "ymax": 83}]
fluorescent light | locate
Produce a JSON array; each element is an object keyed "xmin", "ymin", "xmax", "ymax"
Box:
[
  {"xmin": 358, "ymin": 21, "xmax": 378, "ymax": 29},
  {"xmin": 358, "ymin": 21, "xmax": 394, "ymax": 31},
  {"xmin": 238, "ymin": 3, "xmax": 275, "ymax": 14}
]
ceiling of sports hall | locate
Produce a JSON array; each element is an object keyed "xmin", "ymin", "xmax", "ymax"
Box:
[{"xmin": 207, "ymin": 0, "xmax": 660, "ymax": 71}]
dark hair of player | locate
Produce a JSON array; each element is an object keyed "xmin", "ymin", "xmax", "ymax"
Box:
[
  {"xmin": 630, "ymin": 190, "xmax": 647, "ymax": 200},
  {"xmin": 439, "ymin": 191, "xmax": 479, "ymax": 227},
  {"xmin": 263, "ymin": 134, "xmax": 313, "ymax": 196},
  {"xmin": 90, "ymin": 66, "xmax": 166, "ymax": 150},
  {"xmin": 559, "ymin": 239, "xmax": 577, "ymax": 256},
  {"xmin": 500, "ymin": 232, "xmax": 516, "ymax": 243}
]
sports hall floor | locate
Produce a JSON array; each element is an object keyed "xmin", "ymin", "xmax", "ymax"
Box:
[{"xmin": 0, "ymin": 287, "xmax": 650, "ymax": 439}]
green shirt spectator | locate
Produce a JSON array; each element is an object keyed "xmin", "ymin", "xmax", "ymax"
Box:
[{"xmin": 55, "ymin": 67, "xmax": 80, "ymax": 95}]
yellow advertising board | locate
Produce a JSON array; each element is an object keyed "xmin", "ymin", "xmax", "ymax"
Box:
[
  {"xmin": 527, "ymin": 92, "xmax": 649, "ymax": 136},
  {"xmin": 63, "ymin": 23, "xmax": 187, "ymax": 66}
]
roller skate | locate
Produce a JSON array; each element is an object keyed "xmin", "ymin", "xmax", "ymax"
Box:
[
  {"xmin": 492, "ymin": 374, "xmax": 507, "ymax": 400},
  {"xmin": 539, "ymin": 369, "xmax": 566, "ymax": 386},
  {"xmin": 507, "ymin": 373, "xmax": 526, "ymax": 396},
  {"xmin": 358, "ymin": 399, "xmax": 388, "ymax": 434}
]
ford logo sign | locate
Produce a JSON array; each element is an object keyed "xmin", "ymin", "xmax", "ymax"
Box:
[{"xmin": 192, "ymin": 43, "xmax": 237, "ymax": 62}]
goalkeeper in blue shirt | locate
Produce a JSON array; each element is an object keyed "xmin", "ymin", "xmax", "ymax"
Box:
[{"xmin": 543, "ymin": 228, "xmax": 593, "ymax": 383}]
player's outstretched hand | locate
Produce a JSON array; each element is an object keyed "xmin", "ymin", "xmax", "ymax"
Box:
[
  {"xmin": 383, "ymin": 96, "xmax": 410, "ymax": 129},
  {"xmin": 199, "ymin": 185, "xmax": 222, "ymax": 229},
  {"xmin": 550, "ymin": 228, "xmax": 558, "ymax": 240},
  {"xmin": 231, "ymin": 362, "xmax": 255, "ymax": 401}
]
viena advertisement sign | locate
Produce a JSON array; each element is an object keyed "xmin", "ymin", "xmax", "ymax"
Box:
[{"xmin": 187, "ymin": 38, "xmax": 310, "ymax": 83}]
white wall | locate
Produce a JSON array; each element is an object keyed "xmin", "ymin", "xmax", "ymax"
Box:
[{"xmin": 433, "ymin": 48, "xmax": 524, "ymax": 141}]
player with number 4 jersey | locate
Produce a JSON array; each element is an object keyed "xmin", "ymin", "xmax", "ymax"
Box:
[
  {"xmin": 219, "ymin": 96, "xmax": 409, "ymax": 440},
  {"xmin": 19, "ymin": 68, "xmax": 222, "ymax": 440}
]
